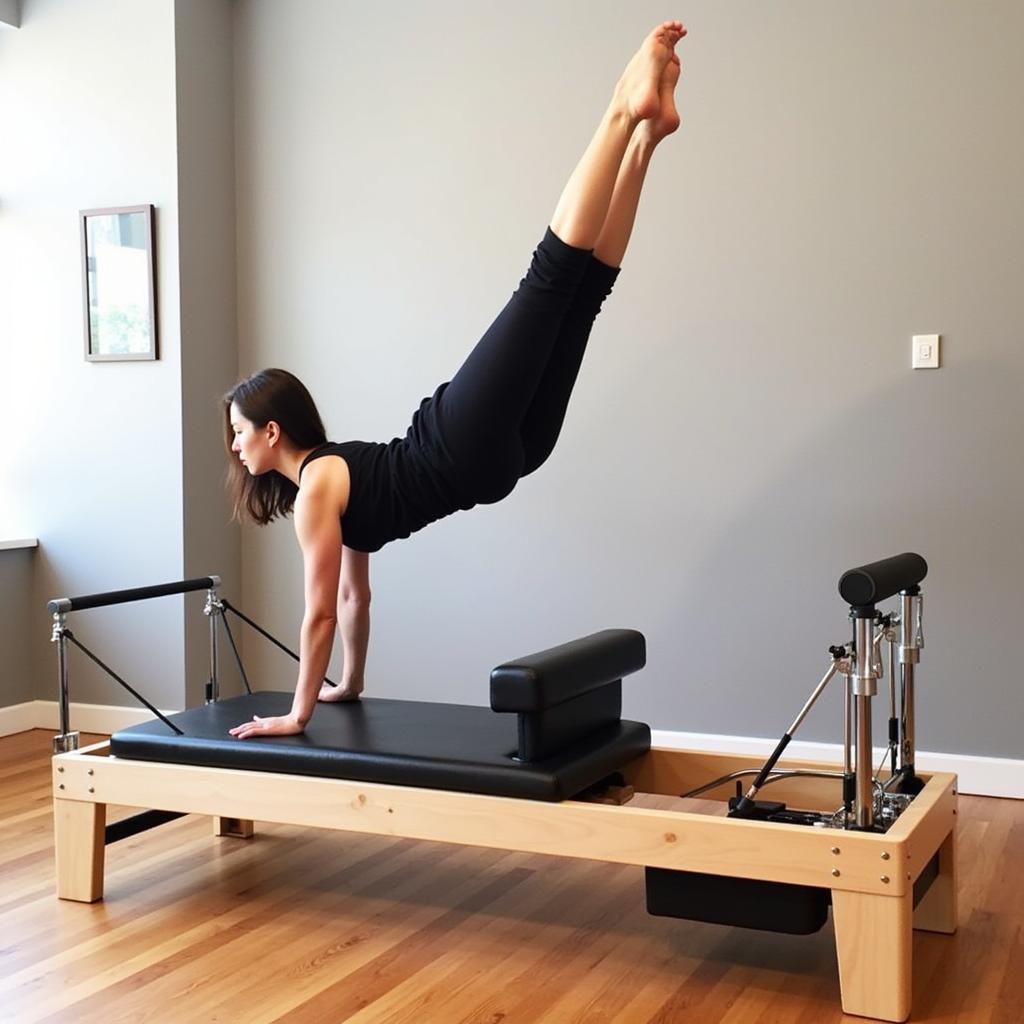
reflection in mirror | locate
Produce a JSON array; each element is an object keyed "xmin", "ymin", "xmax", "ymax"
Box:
[{"xmin": 81, "ymin": 205, "xmax": 157, "ymax": 361}]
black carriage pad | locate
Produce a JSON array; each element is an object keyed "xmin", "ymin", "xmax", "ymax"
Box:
[{"xmin": 109, "ymin": 692, "xmax": 651, "ymax": 802}]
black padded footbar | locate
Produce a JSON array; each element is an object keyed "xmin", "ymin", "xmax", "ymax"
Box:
[{"xmin": 110, "ymin": 692, "xmax": 650, "ymax": 802}]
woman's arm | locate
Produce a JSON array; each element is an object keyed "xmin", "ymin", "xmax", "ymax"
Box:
[
  {"xmin": 336, "ymin": 547, "xmax": 371, "ymax": 695},
  {"xmin": 229, "ymin": 471, "xmax": 342, "ymax": 739}
]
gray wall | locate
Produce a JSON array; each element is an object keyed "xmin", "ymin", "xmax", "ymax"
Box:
[
  {"xmin": 234, "ymin": 1, "xmax": 1023, "ymax": 758},
  {"xmin": 175, "ymin": 0, "xmax": 242, "ymax": 707},
  {"xmin": 0, "ymin": 1, "xmax": 20, "ymax": 29},
  {"xmin": 0, "ymin": 550, "xmax": 36, "ymax": 706}
]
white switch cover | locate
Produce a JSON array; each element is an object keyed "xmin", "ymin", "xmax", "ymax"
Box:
[{"xmin": 912, "ymin": 334, "xmax": 941, "ymax": 369}]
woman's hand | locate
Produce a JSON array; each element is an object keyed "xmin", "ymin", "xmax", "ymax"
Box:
[{"xmin": 229, "ymin": 714, "xmax": 305, "ymax": 740}]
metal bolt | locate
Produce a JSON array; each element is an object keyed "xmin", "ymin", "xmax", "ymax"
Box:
[
  {"xmin": 881, "ymin": 852, "xmax": 890, "ymax": 861},
  {"xmin": 831, "ymin": 847, "xmax": 841, "ymax": 855},
  {"xmin": 831, "ymin": 868, "xmax": 841, "ymax": 877},
  {"xmin": 881, "ymin": 875, "xmax": 890, "ymax": 884}
]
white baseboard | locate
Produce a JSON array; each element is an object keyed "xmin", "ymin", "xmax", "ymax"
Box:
[
  {"xmin": 2, "ymin": 702, "xmax": 1019, "ymax": 799},
  {"xmin": 0, "ymin": 700, "xmax": 180, "ymax": 739},
  {"xmin": 0, "ymin": 701, "xmax": 40, "ymax": 737},
  {"xmin": 650, "ymin": 729, "xmax": 1024, "ymax": 800}
]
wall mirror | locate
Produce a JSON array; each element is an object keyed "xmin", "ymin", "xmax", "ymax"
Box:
[{"xmin": 80, "ymin": 204, "xmax": 157, "ymax": 361}]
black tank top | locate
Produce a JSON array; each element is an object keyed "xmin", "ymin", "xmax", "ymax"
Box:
[{"xmin": 298, "ymin": 384, "xmax": 468, "ymax": 553}]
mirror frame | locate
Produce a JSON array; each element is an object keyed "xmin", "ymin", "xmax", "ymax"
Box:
[{"xmin": 80, "ymin": 204, "xmax": 158, "ymax": 362}]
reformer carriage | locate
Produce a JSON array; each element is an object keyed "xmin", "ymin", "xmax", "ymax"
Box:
[{"xmin": 50, "ymin": 552, "xmax": 956, "ymax": 1023}]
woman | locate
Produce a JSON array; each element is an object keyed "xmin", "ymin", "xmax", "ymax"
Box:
[{"xmin": 227, "ymin": 22, "xmax": 686, "ymax": 739}]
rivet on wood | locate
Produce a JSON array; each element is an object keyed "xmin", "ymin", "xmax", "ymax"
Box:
[
  {"xmin": 881, "ymin": 875, "xmax": 890, "ymax": 884},
  {"xmin": 57, "ymin": 766, "xmax": 64, "ymax": 773},
  {"xmin": 88, "ymin": 787, "xmax": 94, "ymax": 794},
  {"xmin": 87, "ymin": 769, "xmax": 94, "ymax": 776},
  {"xmin": 664, "ymin": 833, "xmax": 677, "ymax": 844},
  {"xmin": 881, "ymin": 852, "xmax": 890, "ymax": 860},
  {"xmin": 58, "ymin": 784, "xmax": 65, "ymax": 790},
  {"xmin": 831, "ymin": 868, "xmax": 840, "ymax": 877},
  {"xmin": 831, "ymin": 847, "xmax": 840, "ymax": 855}
]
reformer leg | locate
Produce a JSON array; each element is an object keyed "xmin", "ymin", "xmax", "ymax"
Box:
[
  {"xmin": 913, "ymin": 827, "xmax": 958, "ymax": 934},
  {"xmin": 214, "ymin": 817, "xmax": 255, "ymax": 839},
  {"xmin": 832, "ymin": 889, "xmax": 913, "ymax": 1022},
  {"xmin": 54, "ymin": 799, "xmax": 106, "ymax": 903}
]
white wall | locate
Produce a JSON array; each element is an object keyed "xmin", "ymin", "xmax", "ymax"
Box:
[
  {"xmin": 0, "ymin": 0, "xmax": 240, "ymax": 712},
  {"xmin": 233, "ymin": 1, "xmax": 1024, "ymax": 758},
  {"xmin": 0, "ymin": 0, "xmax": 185, "ymax": 709}
]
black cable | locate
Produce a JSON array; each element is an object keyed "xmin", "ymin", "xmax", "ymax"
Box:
[
  {"xmin": 220, "ymin": 599, "xmax": 337, "ymax": 688},
  {"xmin": 218, "ymin": 610, "xmax": 252, "ymax": 695},
  {"xmin": 63, "ymin": 631, "xmax": 184, "ymax": 736}
]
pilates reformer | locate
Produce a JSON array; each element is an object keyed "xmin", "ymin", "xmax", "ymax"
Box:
[{"xmin": 49, "ymin": 552, "xmax": 956, "ymax": 1023}]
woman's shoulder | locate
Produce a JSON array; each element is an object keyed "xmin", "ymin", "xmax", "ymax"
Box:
[{"xmin": 298, "ymin": 446, "xmax": 351, "ymax": 514}]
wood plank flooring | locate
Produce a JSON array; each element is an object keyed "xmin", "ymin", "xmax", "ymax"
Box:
[{"xmin": 1, "ymin": 729, "xmax": 1020, "ymax": 1023}]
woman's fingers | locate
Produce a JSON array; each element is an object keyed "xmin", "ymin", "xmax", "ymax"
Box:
[
  {"xmin": 229, "ymin": 715, "xmax": 263, "ymax": 738},
  {"xmin": 229, "ymin": 714, "xmax": 303, "ymax": 739}
]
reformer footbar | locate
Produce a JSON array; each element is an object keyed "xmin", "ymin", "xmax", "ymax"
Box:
[
  {"xmin": 47, "ymin": 578, "xmax": 345, "ymax": 845},
  {"xmin": 48, "ymin": 579, "xmax": 342, "ymax": 754}
]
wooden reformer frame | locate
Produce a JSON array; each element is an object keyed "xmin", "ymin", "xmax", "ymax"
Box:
[{"xmin": 53, "ymin": 740, "xmax": 957, "ymax": 1023}]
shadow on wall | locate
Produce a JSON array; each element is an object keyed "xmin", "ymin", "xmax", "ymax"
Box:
[{"xmin": 632, "ymin": 352, "xmax": 1020, "ymax": 759}]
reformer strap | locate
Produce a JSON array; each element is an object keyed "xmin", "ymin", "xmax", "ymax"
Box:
[
  {"xmin": 62, "ymin": 630, "xmax": 184, "ymax": 736},
  {"xmin": 220, "ymin": 599, "xmax": 337, "ymax": 688}
]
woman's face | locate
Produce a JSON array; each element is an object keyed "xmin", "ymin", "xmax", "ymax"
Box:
[{"xmin": 229, "ymin": 402, "xmax": 272, "ymax": 475}]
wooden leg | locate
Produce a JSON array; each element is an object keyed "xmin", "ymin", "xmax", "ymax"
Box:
[
  {"xmin": 832, "ymin": 889, "xmax": 913, "ymax": 1022},
  {"xmin": 214, "ymin": 817, "xmax": 255, "ymax": 838},
  {"xmin": 54, "ymin": 799, "xmax": 106, "ymax": 903},
  {"xmin": 914, "ymin": 828, "xmax": 957, "ymax": 934}
]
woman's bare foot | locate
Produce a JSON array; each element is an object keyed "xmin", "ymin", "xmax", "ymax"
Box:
[
  {"xmin": 636, "ymin": 54, "xmax": 682, "ymax": 145},
  {"xmin": 318, "ymin": 682, "xmax": 362, "ymax": 703},
  {"xmin": 615, "ymin": 21, "xmax": 686, "ymax": 123}
]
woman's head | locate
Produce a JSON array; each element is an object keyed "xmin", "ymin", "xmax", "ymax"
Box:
[{"xmin": 223, "ymin": 368, "xmax": 327, "ymax": 524}]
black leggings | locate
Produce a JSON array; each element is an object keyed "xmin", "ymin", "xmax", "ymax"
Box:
[{"xmin": 436, "ymin": 228, "xmax": 619, "ymax": 504}]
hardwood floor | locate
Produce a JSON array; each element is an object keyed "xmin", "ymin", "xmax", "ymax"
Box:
[{"xmin": 1, "ymin": 729, "xmax": 1020, "ymax": 1023}]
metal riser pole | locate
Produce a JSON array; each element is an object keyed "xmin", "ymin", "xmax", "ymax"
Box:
[
  {"xmin": 852, "ymin": 614, "xmax": 877, "ymax": 829},
  {"xmin": 52, "ymin": 614, "xmax": 79, "ymax": 753}
]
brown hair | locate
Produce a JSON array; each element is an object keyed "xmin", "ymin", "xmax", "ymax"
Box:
[{"xmin": 223, "ymin": 368, "xmax": 327, "ymax": 525}]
